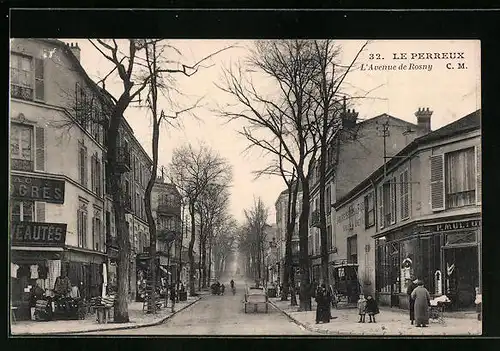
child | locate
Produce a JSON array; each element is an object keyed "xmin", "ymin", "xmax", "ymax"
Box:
[
  {"xmin": 365, "ymin": 294, "xmax": 379, "ymax": 323},
  {"xmin": 357, "ymin": 294, "xmax": 367, "ymax": 323}
]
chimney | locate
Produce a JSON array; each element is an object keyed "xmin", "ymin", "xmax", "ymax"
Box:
[
  {"xmin": 340, "ymin": 96, "xmax": 358, "ymax": 129},
  {"xmin": 68, "ymin": 42, "xmax": 81, "ymax": 62},
  {"xmin": 415, "ymin": 107, "xmax": 432, "ymax": 133}
]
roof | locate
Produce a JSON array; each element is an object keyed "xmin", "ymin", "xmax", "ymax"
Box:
[
  {"xmin": 333, "ymin": 109, "xmax": 481, "ymax": 209},
  {"xmin": 35, "ymin": 39, "xmax": 153, "ymax": 165}
]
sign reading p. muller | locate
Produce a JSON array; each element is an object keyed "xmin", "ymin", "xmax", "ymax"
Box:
[{"xmin": 11, "ymin": 174, "xmax": 65, "ymax": 204}]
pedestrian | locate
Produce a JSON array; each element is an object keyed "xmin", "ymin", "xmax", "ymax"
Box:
[
  {"xmin": 411, "ymin": 280, "xmax": 431, "ymax": 327},
  {"xmin": 406, "ymin": 277, "xmax": 418, "ymax": 325},
  {"xmin": 357, "ymin": 294, "xmax": 367, "ymax": 323},
  {"xmin": 169, "ymin": 283, "xmax": 177, "ymax": 313},
  {"xmin": 315, "ymin": 283, "xmax": 331, "ymax": 324},
  {"xmin": 365, "ymin": 294, "xmax": 379, "ymax": 323}
]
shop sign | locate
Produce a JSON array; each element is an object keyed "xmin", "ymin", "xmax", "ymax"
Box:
[
  {"xmin": 11, "ymin": 175, "xmax": 65, "ymax": 204},
  {"xmin": 11, "ymin": 221, "xmax": 67, "ymax": 247},
  {"xmin": 421, "ymin": 219, "xmax": 481, "ymax": 233}
]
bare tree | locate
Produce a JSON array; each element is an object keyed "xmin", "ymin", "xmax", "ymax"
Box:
[
  {"xmin": 217, "ymin": 40, "xmax": 321, "ymax": 311},
  {"xmin": 308, "ymin": 40, "xmax": 368, "ymax": 287},
  {"xmin": 197, "ymin": 183, "xmax": 230, "ymax": 288},
  {"xmin": 213, "ymin": 216, "xmax": 238, "ymax": 277},
  {"xmin": 168, "ymin": 143, "xmax": 232, "ymax": 295}
]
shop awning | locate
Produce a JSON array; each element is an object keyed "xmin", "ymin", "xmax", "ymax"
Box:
[{"xmin": 11, "ymin": 246, "xmax": 64, "ymax": 251}]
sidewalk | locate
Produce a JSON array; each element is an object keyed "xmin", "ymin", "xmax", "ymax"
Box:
[
  {"xmin": 269, "ymin": 298, "xmax": 482, "ymax": 336},
  {"xmin": 10, "ymin": 295, "xmax": 201, "ymax": 336}
]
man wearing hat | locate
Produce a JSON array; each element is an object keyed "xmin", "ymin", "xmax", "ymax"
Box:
[{"xmin": 406, "ymin": 277, "xmax": 418, "ymax": 325}]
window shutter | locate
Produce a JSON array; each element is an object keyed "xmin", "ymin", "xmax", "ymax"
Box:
[
  {"xmin": 91, "ymin": 155, "xmax": 96, "ymax": 192},
  {"xmin": 34, "ymin": 58, "xmax": 44, "ymax": 101},
  {"xmin": 390, "ymin": 178, "xmax": 396, "ymax": 224},
  {"xmin": 430, "ymin": 154, "xmax": 445, "ymax": 211},
  {"xmin": 476, "ymin": 144, "xmax": 481, "ymax": 204},
  {"xmin": 378, "ymin": 186, "xmax": 384, "ymax": 228},
  {"xmin": 36, "ymin": 202, "xmax": 45, "ymax": 222},
  {"xmin": 84, "ymin": 149, "xmax": 88, "ymax": 187},
  {"xmin": 35, "ymin": 127, "xmax": 45, "ymax": 171}
]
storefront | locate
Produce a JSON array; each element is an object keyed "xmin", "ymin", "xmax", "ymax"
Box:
[
  {"xmin": 10, "ymin": 221, "xmax": 68, "ymax": 321},
  {"xmin": 375, "ymin": 217, "xmax": 481, "ymax": 310},
  {"xmin": 63, "ymin": 247, "xmax": 106, "ymax": 300}
]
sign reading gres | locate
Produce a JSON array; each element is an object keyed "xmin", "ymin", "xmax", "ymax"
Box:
[
  {"xmin": 11, "ymin": 221, "xmax": 67, "ymax": 247},
  {"xmin": 11, "ymin": 175, "xmax": 65, "ymax": 204}
]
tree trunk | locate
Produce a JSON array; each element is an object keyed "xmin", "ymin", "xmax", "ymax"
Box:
[
  {"xmin": 177, "ymin": 211, "xmax": 184, "ymax": 301},
  {"xmin": 198, "ymin": 216, "xmax": 203, "ymax": 291},
  {"xmin": 108, "ymin": 107, "xmax": 130, "ymax": 323},
  {"xmin": 201, "ymin": 234, "xmax": 207, "ymax": 288},
  {"xmin": 298, "ymin": 180, "xmax": 312, "ymax": 312},
  {"xmin": 207, "ymin": 234, "xmax": 213, "ymax": 285},
  {"xmin": 319, "ymin": 151, "xmax": 329, "ymax": 286},
  {"xmin": 188, "ymin": 202, "xmax": 196, "ymax": 296}
]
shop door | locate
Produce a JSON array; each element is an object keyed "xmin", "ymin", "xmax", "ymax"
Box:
[
  {"xmin": 444, "ymin": 246, "xmax": 478, "ymax": 309},
  {"xmin": 389, "ymin": 243, "xmax": 400, "ymax": 307}
]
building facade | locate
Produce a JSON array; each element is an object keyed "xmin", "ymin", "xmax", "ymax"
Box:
[
  {"xmin": 9, "ymin": 39, "xmax": 153, "ymax": 320},
  {"xmin": 308, "ymin": 105, "xmax": 428, "ymax": 284},
  {"xmin": 274, "ymin": 186, "xmax": 301, "ymax": 288},
  {"xmin": 333, "ymin": 109, "xmax": 481, "ymax": 310}
]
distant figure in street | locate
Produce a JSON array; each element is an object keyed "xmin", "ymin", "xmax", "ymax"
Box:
[
  {"xmin": 169, "ymin": 284, "xmax": 177, "ymax": 312},
  {"xmin": 406, "ymin": 277, "xmax": 418, "ymax": 325},
  {"xmin": 357, "ymin": 294, "xmax": 367, "ymax": 323},
  {"xmin": 230, "ymin": 280, "xmax": 235, "ymax": 289},
  {"xmin": 315, "ymin": 283, "xmax": 331, "ymax": 324},
  {"xmin": 365, "ymin": 295, "xmax": 379, "ymax": 323},
  {"xmin": 411, "ymin": 280, "xmax": 431, "ymax": 327},
  {"xmin": 221, "ymin": 284, "xmax": 225, "ymax": 295}
]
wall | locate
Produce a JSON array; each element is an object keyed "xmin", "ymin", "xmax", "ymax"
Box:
[
  {"xmin": 334, "ymin": 186, "xmax": 377, "ymax": 295},
  {"xmin": 336, "ymin": 117, "xmax": 421, "ymax": 200}
]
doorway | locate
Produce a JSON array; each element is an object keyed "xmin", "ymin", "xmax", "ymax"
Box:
[{"xmin": 443, "ymin": 245, "xmax": 478, "ymax": 309}]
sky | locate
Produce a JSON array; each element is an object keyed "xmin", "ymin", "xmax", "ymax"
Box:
[{"xmin": 63, "ymin": 39, "xmax": 481, "ymax": 224}]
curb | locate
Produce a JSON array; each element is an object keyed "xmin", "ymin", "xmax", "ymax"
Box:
[
  {"xmin": 268, "ymin": 300, "xmax": 480, "ymax": 336},
  {"xmin": 12, "ymin": 296, "xmax": 202, "ymax": 336}
]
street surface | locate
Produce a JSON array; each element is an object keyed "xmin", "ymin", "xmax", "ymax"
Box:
[{"xmin": 84, "ymin": 279, "xmax": 316, "ymax": 335}]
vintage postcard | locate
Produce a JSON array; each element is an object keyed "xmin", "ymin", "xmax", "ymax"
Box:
[{"xmin": 9, "ymin": 38, "xmax": 481, "ymax": 336}]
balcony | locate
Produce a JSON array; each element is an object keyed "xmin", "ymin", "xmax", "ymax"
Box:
[
  {"xmin": 124, "ymin": 195, "xmax": 132, "ymax": 213},
  {"xmin": 115, "ymin": 147, "xmax": 131, "ymax": 173},
  {"xmin": 157, "ymin": 202, "xmax": 181, "ymax": 216},
  {"xmin": 11, "ymin": 84, "xmax": 34, "ymax": 101},
  {"xmin": 310, "ymin": 210, "xmax": 321, "ymax": 228},
  {"xmin": 11, "ymin": 158, "xmax": 34, "ymax": 172}
]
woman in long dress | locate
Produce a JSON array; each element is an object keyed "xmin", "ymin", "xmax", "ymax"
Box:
[
  {"xmin": 406, "ymin": 278, "xmax": 418, "ymax": 325},
  {"xmin": 411, "ymin": 280, "xmax": 431, "ymax": 327}
]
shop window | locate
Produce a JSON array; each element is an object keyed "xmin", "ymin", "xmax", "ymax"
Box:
[
  {"xmin": 364, "ymin": 192, "xmax": 375, "ymax": 228},
  {"xmin": 445, "ymin": 231, "xmax": 476, "ymax": 246},
  {"xmin": 11, "ymin": 200, "xmax": 34, "ymax": 222},
  {"xmin": 420, "ymin": 235, "xmax": 441, "ymax": 295},
  {"xmin": 347, "ymin": 235, "xmax": 358, "ymax": 264},
  {"xmin": 445, "ymin": 147, "xmax": 476, "ymax": 208},
  {"xmin": 399, "ymin": 238, "xmax": 418, "ymax": 292}
]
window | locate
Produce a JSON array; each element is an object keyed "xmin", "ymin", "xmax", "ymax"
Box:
[
  {"xmin": 77, "ymin": 201, "xmax": 88, "ymax": 248},
  {"xmin": 376, "ymin": 239, "xmax": 400, "ymax": 294},
  {"xmin": 78, "ymin": 142, "xmax": 88, "ymax": 187},
  {"xmin": 91, "ymin": 154, "xmax": 102, "ymax": 196},
  {"xmin": 364, "ymin": 192, "xmax": 375, "ymax": 228},
  {"xmin": 348, "ymin": 204, "xmax": 354, "ymax": 230},
  {"xmin": 400, "ymin": 170, "xmax": 410, "ymax": 219},
  {"xmin": 347, "ymin": 235, "xmax": 358, "ymax": 264},
  {"xmin": 10, "ymin": 53, "xmax": 44, "ymax": 101},
  {"xmin": 325, "ymin": 186, "xmax": 331, "ymax": 214},
  {"xmin": 10, "ymin": 123, "xmax": 33, "ymax": 171},
  {"xmin": 93, "ymin": 210, "xmax": 102, "ymax": 251},
  {"xmin": 327, "ymin": 225, "xmax": 332, "ymax": 250},
  {"xmin": 445, "ymin": 148, "xmax": 476, "ymax": 208},
  {"xmin": 11, "ymin": 200, "xmax": 34, "ymax": 222},
  {"xmin": 380, "ymin": 178, "xmax": 397, "ymax": 228}
]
